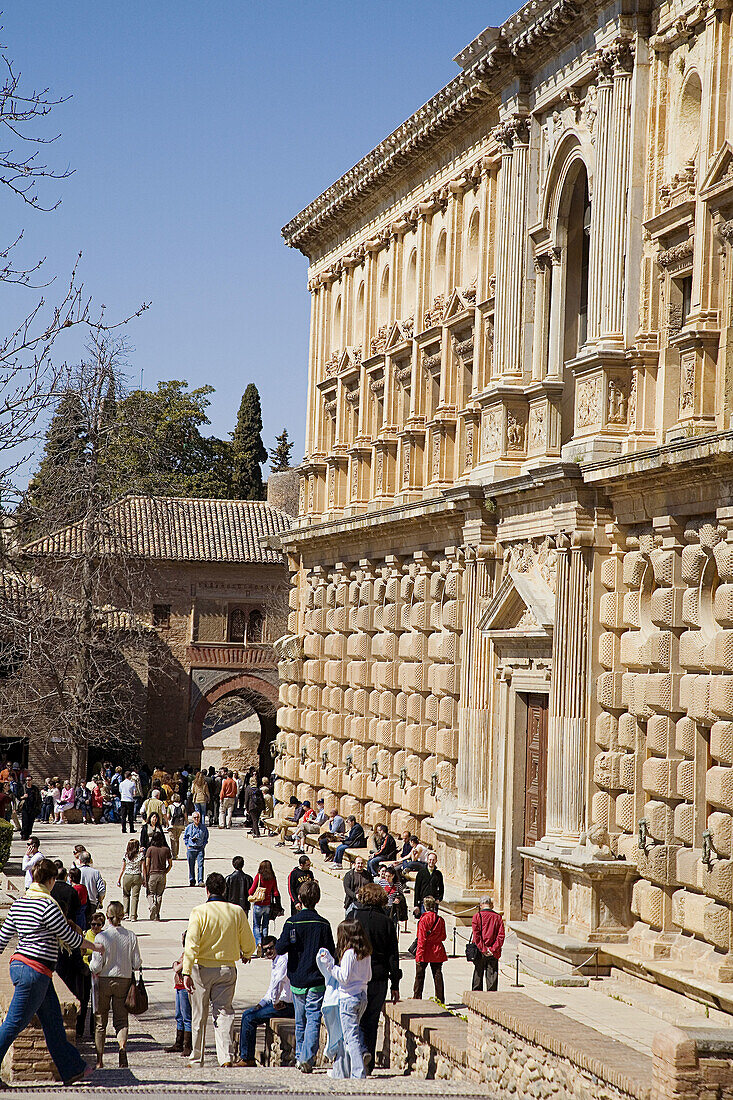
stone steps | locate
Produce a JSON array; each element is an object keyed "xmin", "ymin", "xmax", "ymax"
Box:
[{"xmin": 597, "ymin": 966, "xmax": 732, "ymax": 1027}]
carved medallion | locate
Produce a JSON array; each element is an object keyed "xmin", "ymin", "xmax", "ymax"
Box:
[{"xmin": 464, "ymin": 422, "xmax": 474, "ymax": 470}]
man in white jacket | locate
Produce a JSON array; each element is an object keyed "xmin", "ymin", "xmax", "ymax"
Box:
[{"xmin": 233, "ymin": 935, "xmax": 293, "ymax": 1067}]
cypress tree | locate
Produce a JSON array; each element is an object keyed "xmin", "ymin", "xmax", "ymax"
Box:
[
  {"xmin": 231, "ymin": 383, "xmax": 267, "ymax": 500},
  {"xmin": 269, "ymin": 428, "xmax": 294, "ymax": 473},
  {"xmin": 22, "ymin": 390, "xmax": 88, "ymax": 528}
]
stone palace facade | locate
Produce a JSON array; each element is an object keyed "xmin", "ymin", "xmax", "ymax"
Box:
[{"xmin": 279, "ymin": 0, "xmax": 733, "ymax": 994}]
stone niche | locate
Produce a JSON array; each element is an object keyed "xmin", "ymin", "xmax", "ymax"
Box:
[{"xmin": 514, "ymin": 840, "xmax": 638, "ymax": 973}]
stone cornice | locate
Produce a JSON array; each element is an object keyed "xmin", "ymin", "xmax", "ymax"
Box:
[{"xmin": 281, "ymin": 0, "xmax": 596, "ymax": 258}]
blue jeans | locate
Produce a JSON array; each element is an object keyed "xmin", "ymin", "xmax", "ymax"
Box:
[
  {"xmin": 332, "ymin": 993, "xmax": 367, "ymax": 1079},
  {"xmin": 0, "ymin": 961, "xmax": 86, "ymax": 1083},
  {"xmin": 252, "ymin": 904, "xmax": 270, "ymax": 946},
  {"xmin": 194, "ymin": 802, "xmax": 207, "ymax": 823},
  {"xmin": 367, "ymin": 855, "xmax": 385, "ymax": 876},
  {"xmin": 175, "ymin": 987, "xmax": 192, "ymax": 1033},
  {"xmin": 187, "ymin": 849, "xmax": 204, "ymax": 884},
  {"xmin": 292, "ymin": 986, "xmax": 324, "ymax": 1066},
  {"xmin": 239, "ymin": 999, "xmax": 293, "ymax": 1060}
]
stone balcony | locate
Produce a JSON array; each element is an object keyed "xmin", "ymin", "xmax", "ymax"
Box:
[{"xmin": 185, "ymin": 642, "xmax": 277, "ymax": 670}]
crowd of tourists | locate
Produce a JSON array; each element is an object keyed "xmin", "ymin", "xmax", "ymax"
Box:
[{"xmin": 0, "ymin": 760, "xmax": 506, "ymax": 1084}]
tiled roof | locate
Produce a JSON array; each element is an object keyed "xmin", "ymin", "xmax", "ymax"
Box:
[{"xmin": 23, "ymin": 496, "xmax": 292, "ymax": 565}]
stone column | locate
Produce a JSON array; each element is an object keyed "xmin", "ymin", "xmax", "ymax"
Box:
[
  {"xmin": 457, "ymin": 546, "xmax": 493, "ymax": 817},
  {"xmin": 602, "ymin": 41, "xmax": 634, "ymax": 340},
  {"xmin": 546, "ymin": 537, "xmax": 591, "ymax": 843},
  {"xmin": 493, "ymin": 117, "xmax": 530, "ymax": 376},
  {"xmin": 586, "ymin": 59, "xmax": 614, "ymax": 343}
]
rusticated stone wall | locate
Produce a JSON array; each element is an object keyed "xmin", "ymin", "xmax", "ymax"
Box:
[
  {"xmin": 276, "ymin": 549, "xmax": 463, "ymax": 844},
  {"xmin": 593, "ymin": 518, "xmax": 733, "ymax": 980}
]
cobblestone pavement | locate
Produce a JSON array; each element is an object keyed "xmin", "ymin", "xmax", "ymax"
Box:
[{"xmin": 2, "ymin": 816, "xmax": 487, "ymax": 1095}]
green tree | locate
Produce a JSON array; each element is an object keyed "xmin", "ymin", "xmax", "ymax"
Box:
[
  {"xmin": 269, "ymin": 428, "xmax": 295, "ymax": 473},
  {"xmin": 231, "ymin": 383, "xmax": 267, "ymax": 500},
  {"xmin": 100, "ymin": 379, "xmax": 234, "ymax": 499},
  {"xmin": 22, "ymin": 391, "xmax": 89, "ymax": 526}
]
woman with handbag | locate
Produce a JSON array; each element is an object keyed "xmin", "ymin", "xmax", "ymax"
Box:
[
  {"xmin": 248, "ymin": 860, "xmax": 280, "ymax": 952},
  {"xmin": 89, "ymin": 901, "xmax": 142, "ymax": 1068},
  {"xmin": 470, "ymin": 897, "xmax": 505, "ymax": 991}
]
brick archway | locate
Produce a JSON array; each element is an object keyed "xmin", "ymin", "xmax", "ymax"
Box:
[{"xmin": 189, "ymin": 672, "xmax": 279, "ymax": 749}]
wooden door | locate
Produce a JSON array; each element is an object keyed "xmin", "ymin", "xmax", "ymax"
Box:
[{"xmin": 521, "ymin": 694, "xmax": 548, "ymax": 918}]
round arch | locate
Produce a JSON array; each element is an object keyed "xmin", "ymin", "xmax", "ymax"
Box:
[
  {"xmin": 540, "ymin": 130, "xmax": 594, "ymax": 235},
  {"xmin": 189, "ymin": 673, "xmax": 280, "ymax": 776}
]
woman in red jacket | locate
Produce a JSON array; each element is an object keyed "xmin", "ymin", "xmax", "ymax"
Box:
[
  {"xmin": 412, "ymin": 895, "xmax": 447, "ymax": 1003},
  {"xmin": 248, "ymin": 859, "xmax": 280, "ymax": 952},
  {"xmin": 471, "ymin": 897, "xmax": 505, "ymax": 991}
]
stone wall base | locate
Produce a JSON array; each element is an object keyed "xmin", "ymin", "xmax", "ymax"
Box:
[
  {"xmin": 383, "ymin": 994, "xmax": 733, "ymax": 1100},
  {"xmin": 0, "ymin": 979, "xmax": 78, "ymax": 1083}
]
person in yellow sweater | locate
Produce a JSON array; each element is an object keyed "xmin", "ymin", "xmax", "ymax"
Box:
[{"xmin": 182, "ymin": 871, "xmax": 256, "ymax": 1068}]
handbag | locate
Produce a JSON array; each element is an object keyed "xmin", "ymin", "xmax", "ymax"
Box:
[
  {"xmin": 465, "ymin": 935, "xmax": 480, "ymax": 964},
  {"xmin": 251, "ymin": 885, "xmax": 267, "ymax": 905},
  {"xmin": 125, "ymin": 970, "xmax": 149, "ymax": 1015},
  {"xmin": 269, "ymin": 894, "xmax": 284, "ymax": 921}
]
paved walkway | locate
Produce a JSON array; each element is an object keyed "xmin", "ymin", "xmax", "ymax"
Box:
[
  {"xmin": 0, "ymin": 812, "xmax": 713, "ymax": 1091},
  {"xmin": 2, "ymin": 817, "xmax": 486, "ymax": 1095}
]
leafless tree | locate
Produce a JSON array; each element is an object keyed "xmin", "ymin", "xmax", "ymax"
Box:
[{"xmin": 0, "ymin": 334, "xmax": 168, "ymax": 784}]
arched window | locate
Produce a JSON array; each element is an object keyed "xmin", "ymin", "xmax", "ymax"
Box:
[
  {"xmin": 675, "ymin": 72, "xmax": 702, "ymax": 175},
  {"xmin": 354, "ymin": 280, "xmax": 364, "ymax": 343},
  {"xmin": 247, "ymin": 608, "xmax": 264, "ymax": 643},
  {"xmin": 228, "ymin": 608, "xmax": 247, "ymax": 643},
  {"xmin": 403, "ymin": 248, "xmax": 417, "ymax": 315},
  {"xmin": 378, "ymin": 267, "xmax": 390, "ymax": 326},
  {"xmin": 464, "ymin": 210, "xmax": 480, "ymax": 287},
  {"xmin": 332, "ymin": 295, "xmax": 342, "ymax": 350},
  {"xmin": 433, "ymin": 230, "xmax": 447, "ymax": 298}
]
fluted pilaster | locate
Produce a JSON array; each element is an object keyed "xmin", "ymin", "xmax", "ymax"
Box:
[
  {"xmin": 493, "ymin": 117, "xmax": 529, "ymax": 377},
  {"xmin": 457, "ymin": 547, "xmax": 492, "ymax": 814},
  {"xmin": 546, "ymin": 540, "xmax": 591, "ymax": 843},
  {"xmin": 603, "ymin": 43, "xmax": 634, "ymax": 339},
  {"xmin": 587, "ymin": 62, "xmax": 614, "ymax": 343}
]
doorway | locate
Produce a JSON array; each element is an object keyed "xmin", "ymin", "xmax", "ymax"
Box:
[{"xmin": 521, "ymin": 693, "xmax": 548, "ymax": 917}]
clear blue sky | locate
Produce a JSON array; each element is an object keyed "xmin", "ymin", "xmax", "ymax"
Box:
[{"xmin": 4, "ymin": 2, "xmax": 516, "ymax": 474}]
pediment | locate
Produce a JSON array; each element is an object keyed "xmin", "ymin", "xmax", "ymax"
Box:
[
  {"xmin": 701, "ymin": 143, "xmax": 733, "ymax": 201},
  {"xmin": 338, "ymin": 346, "xmax": 362, "ymax": 374},
  {"xmin": 480, "ymin": 570, "xmax": 554, "ymax": 638},
  {"xmin": 443, "ymin": 284, "xmax": 477, "ymax": 321},
  {"xmin": 385, "ymin": 318, "xmax": 414, "ymax": 350}
]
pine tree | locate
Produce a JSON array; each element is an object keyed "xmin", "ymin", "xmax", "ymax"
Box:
[
  {"xmin": 269, "ymin": 428, "xmax": 294, "ymax": 473},
  {"xmin": 231, "ymin": 383, "xmax": 267, "ymax": 500}
]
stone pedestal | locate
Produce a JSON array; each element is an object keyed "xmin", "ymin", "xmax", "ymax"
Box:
[
  {"xmin": 428, "ymin": 811, "xmax": 495, "ymax": 902},
  {"xmin": 512, "ymin": 843, "xmax": 637, "ymax": 974}
]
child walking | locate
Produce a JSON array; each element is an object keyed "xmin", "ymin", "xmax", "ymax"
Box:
[
  {"xmin": 412, "ymin": 896, "xmax": 447, "ymax": 1003},
  {"xmin": 167, "ymin": 933, "xmax": 192, "ymax": 1056},
  {"xmin": 317, "ymin": 920, "xmax": 372, "ymax": 1079}
]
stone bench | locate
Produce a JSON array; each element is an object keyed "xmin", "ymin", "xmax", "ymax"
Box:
[
  {"xmin": 264, "ymin": 1014, "xmax": 326, "ymax": 1068},
  {"xmin": 386, "ymin": 1000, "xmax": 469, "ymax": 1079}
]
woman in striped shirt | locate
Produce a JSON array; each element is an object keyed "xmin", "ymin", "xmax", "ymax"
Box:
[{"xmin": 0, "ymin": 857, "xmax": 101, "ymax": 1085}]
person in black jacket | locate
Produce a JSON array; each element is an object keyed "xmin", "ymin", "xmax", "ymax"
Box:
[
  {"xmin": 413, "ymin": 852, "xmax": 444, "ymax": 917},
  {"xmin": 343, "ymin": 856, "xmax": 372, "ymax": 915},
  {"xmin": 225, "ymin": 856, "xmax": 253, "ymax": 915},
  {"xmin": 287, "ymin": 855, "xmax": 314, "ymax": 916},
  {"xmin": 18, "ymin": 778, "xmax": 41, "ymax": 840},
  {"xmin": 352, "ymin": 882, "xmax": 401, "ymax": 1071},
  {"xmin": 367, "ymin": 824, "xmax": 397, "ymax": 876},
  {"xmin": 331, "ymin": 816, "xmax": 367, "ymax": 870},
  {"xmin": 275, "ymin": 880, "xmax": 335, "ymax": 1073}
]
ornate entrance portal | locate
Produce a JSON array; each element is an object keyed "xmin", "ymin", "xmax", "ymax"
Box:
[{"xmin": 522, "ymin": 694, "xmax": 548, "ymax": 917}]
